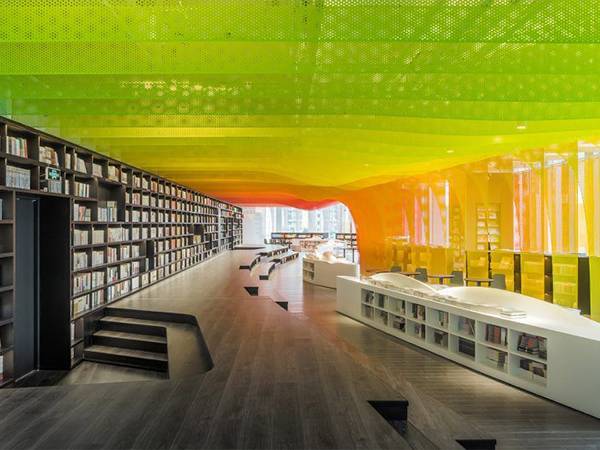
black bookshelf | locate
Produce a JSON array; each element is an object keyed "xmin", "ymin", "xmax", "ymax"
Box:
[{"xmin": 0, "ymin": 116, "xmax": 243, "ymax": 379}]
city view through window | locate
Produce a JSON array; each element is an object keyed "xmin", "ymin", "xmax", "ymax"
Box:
[{"xmin": 242, "ymin": 203, "xmax": 355, "ymax": 244}]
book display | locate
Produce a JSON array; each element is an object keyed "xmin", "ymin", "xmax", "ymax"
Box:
[
  {"xmin": 338, "ymin": 273, "xmax": 600, "ymax": 418},
  {"xmin": 551, "ymin": 254, "xmax": 590, "ymax": 312},
  {"xmin": 521, "ymin": 253, "xmax": 552, "ymax": 301},
  {"xmin": 475, "ymin": 203, "xmax": 501, "ymax": 251},
  {"xmin": 490, "ymin": 249, "xmax": 516, "ymax": 291},
  {"xmin": 0, "ymin": 117, "xmax": 242, "ymax": 379}
]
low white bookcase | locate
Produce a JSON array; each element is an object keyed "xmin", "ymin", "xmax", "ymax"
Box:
[
  {"xmin": 336, "ymin": 273, "xmax": 600, "ymax": 418},
  {"xmin": 302, "ymin": 256, "xmax": 358, "ymax": 289}
]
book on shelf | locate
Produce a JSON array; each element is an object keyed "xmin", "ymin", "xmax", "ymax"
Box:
[
  {"xmin": 412, "ymin": 304, "xmax": 426, "ymax": 321},
  {"xmin": 0, "ymin": 354, "xmax": 3, "ymax": 381},
  {"xmin": 92, "ymin": 229, "xmax": 104, "ymax": 244},
  {"xmin": 517, "ymin": 333, "xmax": 547, "ymax": 359},
  {"xmin": 39, "ymin": 146, "xmax": 58, "ymax": 166},
  {"xmin": 458, "ymin": 338, "xmax": 475, "ymax": 358},
  {"xmin": 6, "ymin": 165, "xmax": 30, "ymax": 189},
  {"xmin": 92, "ymin": 271, "xmax": 105, "ymax": 288},
  {"xmin": 97, "ymin": 201, "xmax": 118, "ymax": 222},
  {"xmin": 485, "ymin": 324, "xmax": 507, "ymax": 346},
  {"xmin": 73, "ymin": 204, "xmax": 91, "ymax": 221},
  {"xmin": 65, "ymin": 153, "xmax": 72, "ymax": 170},
  {"xmin": 436, "ymin": 310, "xmax": 448, "ymax": 327},
  {"xmin": 73, "ymin": 273, "xmax": 91, "ymax": 294},
  {"xmin": 92, "ymin": 250, "xmax": 104, "ymax": 266},
  {"xmin": 72, "ymin": 295, "xmax": 89, "ymax": 316},
  {"xmin": 74, "ymin": 181, "xmax": 90, "ymax": 198},
  {"xmin": 73, "ymin": 252, "xmax": 88, "ymax": 271},
  {"xmin": 457, "ymin": 316, "xmax": 475, "ymax": 336},
  {"xmin": 433, "ymin": 330, "xmax": 448, "ymax": 346},
  {"xmin": 107, "ymin": 247, "xmax": 118, "ymax": 263},
  {"xmin": 92, "ymin": 163, "xmax": 103, "ymax": 177},
  {"xmin": 6, "ymin": 136, "xmax": 27, "ymax": 158},
  {"xmin": 74, "ymin": 155, "xmax": 87, "ymax": 174},
  {"xmin": 391, "ymin": 315, "xmax": 405, "ymax": 331},
  {"xmin": 73, "ymin": 229, "xmax": 89, "ymax": 246},
  {"xmin": 414, "ymin": 322, "xmax": 426, "ymax": 338},
  {"xmin": 519, "ymin": 358, "xmax": 547, "ymax": 378},
  {"xmin": 91, "ymin": 290, "xmax": 103, "ymax": 308},
  {"xmin": 107, "ymin": 165, "xmax": 119, "ymax": 181},
  {"xmin": 485, "ymin": 347, "xmax": 507, "ymax": 369},
  {"xmin": 107, "ymin": 266, "xmax": 119, "ymax": 283}
]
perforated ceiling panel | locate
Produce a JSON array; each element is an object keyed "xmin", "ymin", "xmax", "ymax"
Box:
[{"xmin": 1, "ymin": 0, "xmax": 599, "ymax": 206}]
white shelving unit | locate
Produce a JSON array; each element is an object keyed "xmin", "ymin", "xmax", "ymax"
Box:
[
  {"xmin": 302, "ymin": 256, "xmax": 358, "ymax": 289},
  {"xmin": 337, "ymin": 274, "xmax": 600, "ymax": 418}
]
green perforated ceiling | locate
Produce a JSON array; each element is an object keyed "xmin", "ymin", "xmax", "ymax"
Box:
[{"xmin": 0, "ymin": 0, "xmax": 599, "ymax": 205}]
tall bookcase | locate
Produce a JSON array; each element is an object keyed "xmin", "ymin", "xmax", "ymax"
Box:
[{"xmin": 0, "ymin": 117, "xmax": 243, "ymax": 381}]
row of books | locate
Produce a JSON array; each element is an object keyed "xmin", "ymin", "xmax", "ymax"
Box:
[
  {"xmin": 517, "ymin": 333, "xmax": 547, "ymax": 360},
  {"xmin": 412, "ymin": 304, "xmax": 426, "ymax": 321},
  {"xmin": 434, "ymin": 310, "xmax": 449, "ymax": 328},
  {"xmin": 39, "ymin": 146, "xmax": 59, "ymax": 166},
  {"xmin": 458, "ymin": 338, "xmax": 475, "ymax": 358},
  {"xmin": 73, "ymin": 271, "xmax": 105, "ymax": 295},
  {"xmin": 519, "ymin": 358, "xmax": 547, "ymax": 378},
  {"xmin": 485, "ymin": 347, "xmax": 507, "ymax": 370},
  {"xmin": 457, "ymin": 316, "xmax": 475, "ymax": 336},
  {"xmin": 485, "ymin": 324, "xmax": 508, "ymax": 346},
  {"xmin": 74, "ymin": 181, "xmax": 90, "ymax": 198},
  {"xmin": 73, "ymin": 203, "xmax": 91, "ymax": 221},
  {"xmin": 97, "ymin": 201, "xmax": 118, "ymax": 222},
  {"xmin": 6, "ymin": 165, "xmax": 30, "ymax": 190},
  {"xmin": 6, "ymin": 136, "xmax": 27, "ymax": 158}
]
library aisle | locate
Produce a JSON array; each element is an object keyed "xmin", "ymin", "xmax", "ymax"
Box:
[{"xmin": 0, "ymin": 250, "xmax": 597, "ymax": 449}]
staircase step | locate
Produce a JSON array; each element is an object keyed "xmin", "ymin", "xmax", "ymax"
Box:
[
  {"xmin": 92, "ymin": 330, "xmax": 168, "ymax": 353},
  {"xmin": 99, "ymin": 316, "xmax": 167, "ymax": 337},
  {"xmin": 84, "ymin": 345, "xmax": 168, "ymax": 372}
]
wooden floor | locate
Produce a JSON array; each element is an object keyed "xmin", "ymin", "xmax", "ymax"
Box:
[{"xmin": 0, "ymin": 250, "xmax": 599, "ymax": 449}]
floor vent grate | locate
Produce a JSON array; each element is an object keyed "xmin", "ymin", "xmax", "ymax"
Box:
[{"xmin": 244, "ymin": 286, "xmax": 259, "ymax": 296}]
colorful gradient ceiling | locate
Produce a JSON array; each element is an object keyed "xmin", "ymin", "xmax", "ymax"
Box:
[{"xmin": 1, "ymin": 1, "xmax": 600, "ymax": 207}]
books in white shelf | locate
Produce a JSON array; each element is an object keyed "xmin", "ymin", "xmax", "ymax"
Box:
[
  {"xmin": 519, "ymin": 357, "xmax": 547, "ymax": 379},
  {"xmin": 391, "ymin": 315, "xmax": 405, "ymax": 332},
  {"xmin": 6, "ymin": 165, "xmax": 30, "ymax": 189},
  {"xmin": 413, "ymin": 322, "xmax": 426, "ymax": 339},
  {"xmin": 485, "ymin": 324, "xmax": 507, "ymax": 346},
  {"xmin": 458, "ymin": 338, "xmax": 475, "ymax": 358},
  {"xmin": 517, "ymin": 333, "xmax": 547, "ymax": 359},
  {"xmin": 457, "ymin": 316, "xmax": 475, "ymax": 336},
  {"xmin": 485, "ymin": 347, "xmax": 507, "ymax": 370},
  {"xmin": 6, "ymin": 136, "xmax": 27, "ymax": 158},
  {"xmin": 73, "ymin": 252, "xmax": 88, "ymax": 270},
  {"xmin": 131, "ymin": 276, "xmax": 140, "ymax": 290},
  {"xmin": 39, "ymin": 146, "xmax": 59, "ymax": 166},
  {"xmin": 434, "ymin": 310, "xmax": 448, "ymax": 328},
  {"xmin": 433, "ymin": 329, "xmax": 448, "ymax": 347},
  {"xmin": 411, "ymin": 303, "xmax": 426, "ymax": 321}
]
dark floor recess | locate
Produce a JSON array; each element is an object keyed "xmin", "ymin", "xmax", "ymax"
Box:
[
  {"xmin": 456, "ymin": 439, "xmax": 497, "ymax": 450},
  {"xmin": 275, "ymin": 301, "xmax": 288, "ymax": 310},
  {"xmin": 369, "ymin": 400, "xmax": 409, "ymax": 433},
  {"xmin": 244, "ymin": 286, "xmax": 259, "ymax": 296},
  {"xmin": 369, "ymin": 400, "xmax": 437, "ymax": 449}
]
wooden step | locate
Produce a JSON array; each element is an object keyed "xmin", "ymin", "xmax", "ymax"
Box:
[
  {"xmin": 84, "ymin": 345, "xmax": 168, "ymax": 372},
  {"xmin": 99, "ymin": 316, "xmax": 167, "ymax": 337},
  {"xmin": 92, "ymin": 330, "xmax": 168, "ymax": 354}
]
